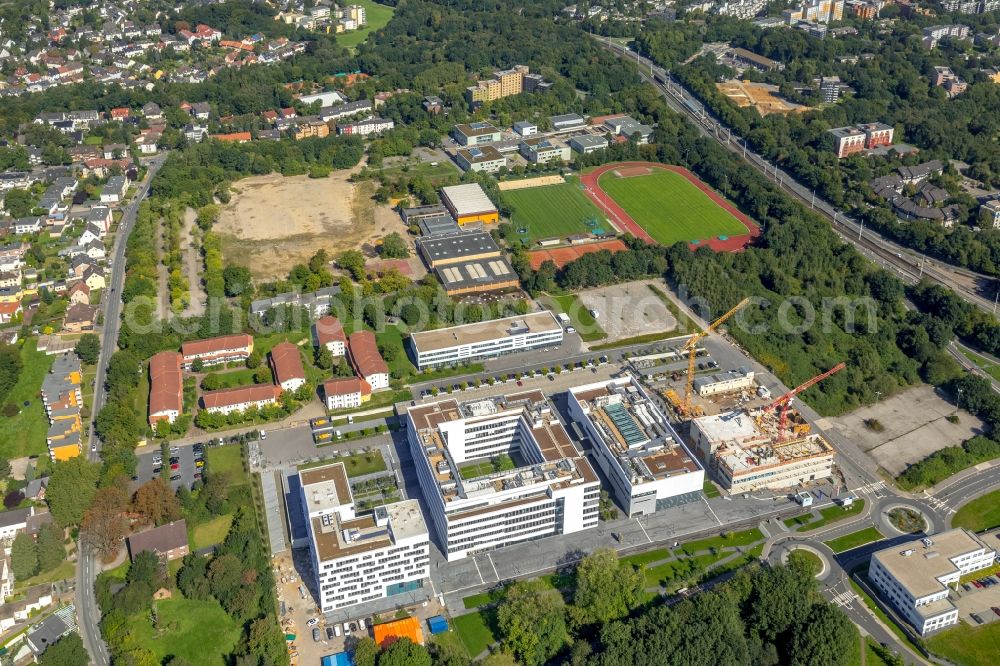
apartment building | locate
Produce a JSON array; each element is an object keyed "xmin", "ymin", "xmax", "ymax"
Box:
[
  {"xmin": 568, "ymin": 377, "xmax": 705, "ymax": 516},
  {"xmin": 201, "ymin": 384, "xmax": 281, "ymax": 415},
  {"xmin": 269, "ymin": 341, "xmax": 306, "ymax": 392},
  {"xmin": 829, "ymin": 123, "xmax": 894, "ymax": 158},
  {"xmin": 981, "ymin": 200, "xmax": 1000, "ymax": 229},
  {"xmin": 406, "ymin": 391, "xmax": 600, "ymax": 561},
  {"xmin": 783, "ymin": 0, "xmax": 843, "ymax": 23},
  {"xmin": 348, "ymin": 331, "xmax": 390, "ymax": 390},
  {"xmin": 464, "ymin": 65, "xmax": 550, "ymax": 107},
  {"xmin": 923, "ymin": 24, "xmax": 971, "ymax": 49},
  {"xmin": 41, "ymin": 353, "xmax": 84, "ymax": 461},
  {"xmin": 149, "ymin": 351, "xmax": 183, "ymax": 427},
  {"xmin": 299, "ymin": 463, "xmax": 430, "ymax": 612},
  {"xmin": 313, "ymin": 316, "xmax": 347, "ymax": 356},
  {"xmin": 869, "ymin": 529, "xmax": 996, "ymax": 635},
  {"xmin": 321, "ymin": 377, "xmax": 371, "ymax": 410},
  {"xmin": 181, "ymin": 333, "xmax": 254, "ymax": 368},
  {"xmin": 409, "ymin": 312, "xmax": 563, "ymax": 369},
  {"xmin": 336, "ymin": 117, "xmax": 395, "ymax": 136}
]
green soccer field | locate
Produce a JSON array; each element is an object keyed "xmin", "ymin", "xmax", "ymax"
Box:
[
  {"xmin": 502, "ymin": 181, "xmax": 607, "ymax": 241},
  {"xmin": 598, "ymin": 170, "xmax": 749, "ymax": 246}
]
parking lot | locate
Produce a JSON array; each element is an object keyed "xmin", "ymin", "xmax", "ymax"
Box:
[
  {"xmin": 133, "ymin": 442, "xmax": 206, "ymax": 491},
  {"xmin": 954, "ymin": 563, "xmax": 1000, "ymax": 626}
]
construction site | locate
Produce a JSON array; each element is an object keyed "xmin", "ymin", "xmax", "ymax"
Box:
[{"xmin": 631, "ymin": 298, "xmax": 843, "ymax": 495}]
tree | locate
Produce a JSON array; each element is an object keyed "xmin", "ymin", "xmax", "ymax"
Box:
[
  {"xmin": 352, "ymin": 637, "xmax": 379, "ymax": 666},
  {"xmin": 10, "ymin": 532, "xmax": 38, "ymax": 580},
  {"xmin": 380, "ymin": 638, "xmax": 432, "ymax": 666},
  {"xmin": 36, "ymin": 522, "xmax": 66, "ymax": 573},
  {"xmin": 573, "ymin": 548, "xmax": 643, "ymax": 624},
  {"xmin": 46, "ymin": 457, "xmax": 100, "ymax": 527},
  {"xmin": 3, "ymin": 490, "xmax": 23, "ymax": 509},
  {"xmin": 81, "ymin": 486, "xmax": 129, "ymax": 559},
  {"xmin": 315, "ymin": 345, "xmax": 334, "ymax": 370},
  {"xmin": 38, "ymin": 633, "xmax": 88, "ymax": 666},
  {"xmin": 497, "ymin": 580, "xmax": 568, "ymax": 666},
  {"xmin": 788, "ymin": 603, "xmax": 859, "ymax": 666},
  {"xmin": 74, "ymin": 333, "xmax": 101, "ymax": 364},
  {"xmin": 380, "ymin": 232, "xmax": 410, "ymax": 259},
  {"xmin": 132, "ymin": 478, "xmax": 182, "ymax": 526},
  {"xmin": 0, "ymin": 343, "xmax": 23, "ymax": 404},
  {"xmin": 223, "ymin": 265, "xmax": 253, "ymax": 297},
  {"xmin": 337, "ymin": 250, "xmax": 366, "ymax": 281}
]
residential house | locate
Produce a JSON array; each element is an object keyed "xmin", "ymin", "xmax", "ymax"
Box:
[
  {"xmin": 348, "ymin": 330, "xmax": 389, "ymax": 391},
  {"xmin": 127, "ymin": 520, "xmax": 190, "ymax": 562},
  {"xmin": 269, "ymin": 341, "xmax": 306, "ymax": 393}
]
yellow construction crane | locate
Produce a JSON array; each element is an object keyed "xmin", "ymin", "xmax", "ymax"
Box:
[{"xmin": 682, "ymin": 298, "xmax": 750, "ymax": 414}]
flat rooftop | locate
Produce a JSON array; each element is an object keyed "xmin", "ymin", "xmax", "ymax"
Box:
[
  {"xmin": 440, "ymin": 183, "xmax": 498, "ymax": 217},
  {"xmin": 300, "ymin": 463, "xmax": 353, "ymax": 512},
  {"xmin": 417, "ymin": 230, "xmax": 500, "ymax": 265},
  {"xmin": 410, "ymin": 311, "xmax": 561, "ymax": 353},
  {"xmin": 458, "ymin": 146, "xmax": 505, "ymax": 163},
  {"xmin": 407, "ymin": 391, "xmax": 596, "ymax": 506},
  {"xmin": 311, "ymin": 499, "xmax": 426, "ymax": 563},
  {"xmin": 874, "ymin": 529, "xmax": 995, "ymax": 599},
  {"xmin": 572, "ymin": 380, "xmax": 702, "ymax": 483},
  {"xmin": 436, "ymin": 257, "xmax": 517, "ymax": 291},
  {"xmin": 454, "ymin": 122, "xmax": 499, "ymax": 136}
]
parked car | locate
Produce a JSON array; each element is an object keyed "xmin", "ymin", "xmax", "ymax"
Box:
[
  {"xmin": 312, "ymin": 628, "xmax": 320, "ymax": 642},
  {"xmin": 307, "ymin": 618, "xmax": 319, "ymax": 627},
  {"xmin": 170, "ymin": 474, "xmax": 181, "ymax": 481},
  {"xmin": 326, "ymin": 627, "xmax": 334, "ymax": 640}
]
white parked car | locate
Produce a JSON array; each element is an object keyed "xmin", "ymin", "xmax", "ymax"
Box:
[{"xmin": 307, "ymin": 618, "xmax": 319, "ymax": 627}]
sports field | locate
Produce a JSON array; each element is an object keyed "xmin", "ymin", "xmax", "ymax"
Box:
[
  {"xmin": 596, "ymin": 168, "xmax": 750, "ymax": 247},
  {"xmin": 502, "ymin": 181, "xmax": 606, "ymax": 242}
]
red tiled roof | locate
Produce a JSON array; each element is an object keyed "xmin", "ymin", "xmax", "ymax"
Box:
[
  {"xmin": 149, "ymin": 351, "xmax": 183, "ymax": 420},
  {"xmin": 348, "ymin": 331, "xmax": 388, "ymax": 378},
  {"xmin": 314, "ymin": 316, "xmax": 345, "ymax": 347},
  {"xmin": 210, "ymin": 131, "xmax": 251, "ymax": 142},
  {"xmin": 201, "ymin": 384, "xmax": 280, "ymax": 409},
  {"xmin": 181, "ymin": 333, "xmax": 253, "ymax": 359},
  {"xmin": 269, "ymin": 341, "xmax": 305, "ymax": 385},
  {"xmin": 322, "ymin": 376, "xmax": 371, "ymax": 398}
]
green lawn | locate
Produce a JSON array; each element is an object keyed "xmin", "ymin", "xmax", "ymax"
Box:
[
  {"xmin": 502, "ymin": 181, "xmax": 606, "ymax": 241},
  {"xmin": 927, "ymin": 620, "xmax": 1000, "ymax": 666},
  {"xmin": 546, "ymin": 294, "xmax": 606, "ymax": 342},
  {"xmin": 824, "ymin": 527, "xmax": 884, "ymax": 554},
  {"xmin": 189, "ymin": 514, "xmax": 232, "ymax": 550},
  {"xmin": 203, "ymin": 368, "xmax": 263, "ymax": 390},
  {"xmin": 787, "ymin": 549, "xmax": 823, "ymax": 576},
  {"xmin": 381, "ymin": 160, "xmax": 460, "ymax": 186},
  {"xmin": 677, "ymin": 527, "xmax": 764, "ymax": 556},
  {"xmin": 702, "ymin": 479, "xmax": 721, "ymax": 498},
  {"xmin": 206, "ymin": 445, "xmax": 245, "ymax": 483},
  {"xmin": 130, "ymin": 597, "xmax": 241, "ymax": 665},
  {"xmin": 14, "ymin": 560, "xmax": 75, "ymax": 592},
  {"xmin": 598, "ymin": 169, "xmax": 749, "ymax": 246},
  {"xmin": 335, "ymin": 0, "xmax": 395, "ymax": 50},
  {"xmin": 452, "ymin": 610, "xmax": 498, "ymax": 658},
  {"xmin": 784, "ymin": 499, "xmax": 866, "ymax": 532},
  {"xmin": 375, "ymin": 324, "xmax": 416, "ymax": 378},
  {"xmin": 953, "ymin": 488, "xmax": 1000, "ymax": 532},
  {"xmin": 0, "ymin": 339, "xmax": 55, "ymax": 459},
  {"xmin": 298, "ymin": 450, "xmax": 387, "ymax": 478}
]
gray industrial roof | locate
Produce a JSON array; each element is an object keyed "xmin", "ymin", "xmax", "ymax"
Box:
[{"xmin": 417, "ymin": 230, "xmax": 500, "ymax": 264}]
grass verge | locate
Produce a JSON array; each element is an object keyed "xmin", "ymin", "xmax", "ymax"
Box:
[
  {"xmin": 952, "ymin": 488, "xmax": 1000, "ymax": 533},
  {"xmin": 824, "ymin": 527, "xmax": 884, "ymax": 554}
]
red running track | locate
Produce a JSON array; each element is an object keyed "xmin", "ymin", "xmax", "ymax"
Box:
[{"xmin": 579, "ymin": 161, "xmax": 761, "ymax": 252}]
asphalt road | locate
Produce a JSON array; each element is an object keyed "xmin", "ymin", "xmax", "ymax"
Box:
[
  {"xmin": 596, "ymin": 37, "xmax": 999, "ymax": 316},
  {"xmin": 77, "ymin": 155, "xmax": 166, "ymax": 666}
]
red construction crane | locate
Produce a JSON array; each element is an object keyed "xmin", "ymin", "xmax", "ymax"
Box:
[{"xmin": 761, "ymin": 363, "xmax": 846, "ymax": 442}]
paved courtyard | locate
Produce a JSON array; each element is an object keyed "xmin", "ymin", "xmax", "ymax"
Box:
[{"xmin": 826, "ymin": 385, "xmax": 985, "ymax": 476}]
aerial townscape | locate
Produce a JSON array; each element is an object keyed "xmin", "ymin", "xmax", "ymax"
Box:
[{"xmin": 6, "ymin": 0, "xmax": 1000, "ymax": 665}]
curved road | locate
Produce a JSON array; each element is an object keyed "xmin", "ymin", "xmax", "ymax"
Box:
[
  {"xmin": 76, "ymin": 155, "xmax": 167, "ymax": 666},
  {"xmin": 595, "ymin": 37, "xmax": 999, "ymax": 316}
]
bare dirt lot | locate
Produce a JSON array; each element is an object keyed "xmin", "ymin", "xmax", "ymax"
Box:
[
  {"xmin": 576, "ymin": 279, "xmax": 677, "ymax": 343},
  {"xmin": 497, "ymin": 175, "xmax": 566, "ymax": 191},
  {"xmin": 216, "ymin": 172, "xmax": 403, "ymax": 280},
  {"xmin": 826, "ymin": 384, "xmax": 986, "ymax": 477}
]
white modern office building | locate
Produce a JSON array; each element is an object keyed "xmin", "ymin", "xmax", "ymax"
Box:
[
  {"xmin": 568, "ymin": 377, "xmax": 705, "ymax": 516},
  {"xmin": 406, "ymin": 391, "xmax": 600, "ymax": 561},
  {"xmin": 408, "ymin": 312, "xmax": 563, "ymax": 369},
  {"xmin": 868, "ymin": 529, "xmax": 996, "ymax": 635},
  {"xmin": 298, "ymin": 463, "xmax": 430, "ymax": 612}
]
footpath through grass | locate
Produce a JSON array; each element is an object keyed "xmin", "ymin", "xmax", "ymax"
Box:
[
  {"xmin": 0, "ymin": 339, "xmax": 54, "ymax": 459},
  {"xmin": 502, "ymin": 180, "xmax": 604, "ymax": 241},
  {"xmin": 598, "ymin": 169, "xmax": 749, "ymax": 246},
  {"xmin": 824, "ymin": 527, "xmax": 884, "ymax": 554},
  {"xmin": 952, "ymin": 488, "xmax": 1000, "ymax": 532}
]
